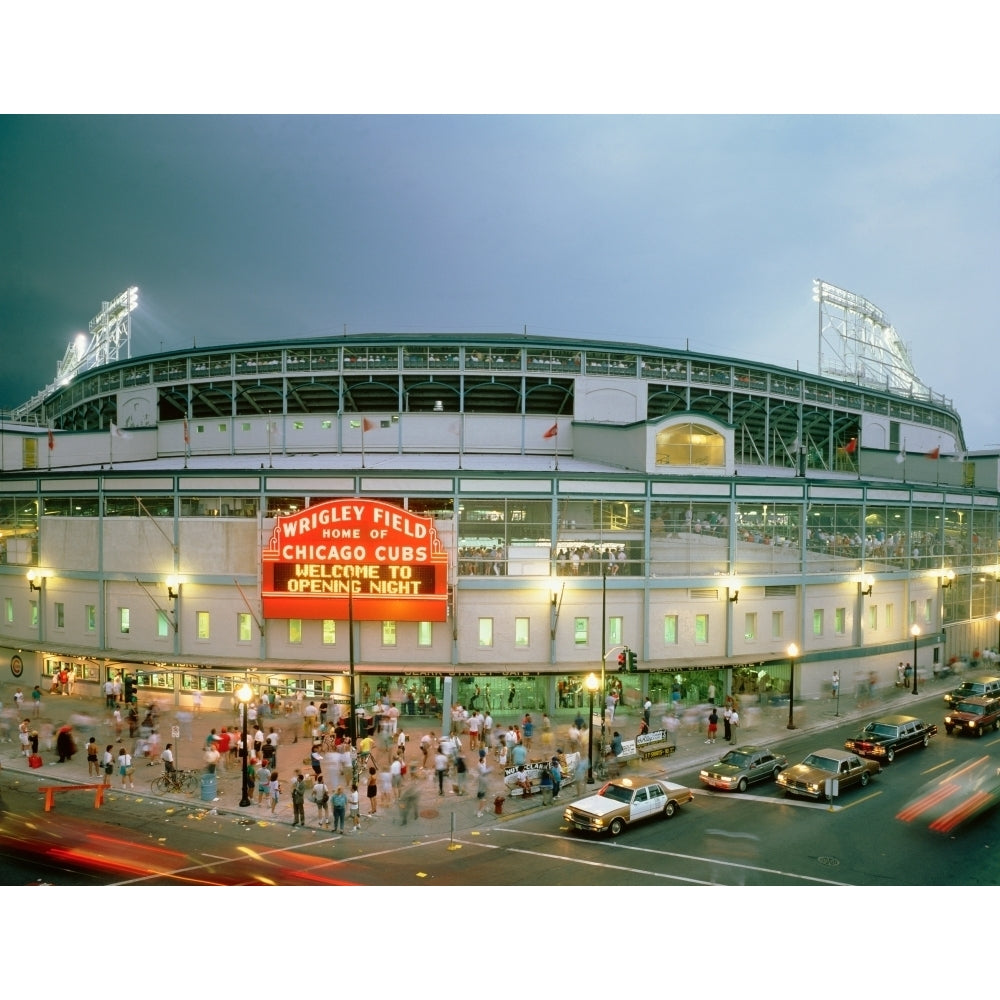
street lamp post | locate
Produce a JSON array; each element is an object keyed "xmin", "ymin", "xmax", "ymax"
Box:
[
  {"xmin": 786, "ymin": 643, "xmax": 799, "ymax": 730},
  {"xmin": 911, "ymin": 625, "xmax": 920, "ymax": 695},
  {"xmin": 995, "ymin": 611, "xmax": 1000, "ymax": 658},
  {"xmin": 237, "ymin": 683, "xmax": 253, "ymax": 807},
  {"xmin": 586, "ymin": 673, "xmax": 599, "ymax": 784}
]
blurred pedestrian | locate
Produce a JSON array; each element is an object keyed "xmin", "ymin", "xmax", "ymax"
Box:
[
  {"xmin": 86, "ymin": 737, "xmax": 100, "ymax": 777},
  {"xmin": 400, "ymin": 772, "xmax": 420, "ymax": 825},
  {"xmin": 722, "ymin": 706, "xmax": 733, "ymax": 743},
  {"xmin": 728, "ymin": 707, "xmax": 740, "ymax": 744},
  {"xmin": 268, "ymin": 771, "xmax": 281, "ymax": 813},
  {"xmin": 475, "ymin": 754, "xmax": 491, "ymax": 817},
  {"xmin": 367, "ymin": 766, "xmax": 378, "ymax": 815}
]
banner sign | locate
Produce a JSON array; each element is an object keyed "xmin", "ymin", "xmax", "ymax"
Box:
[{"xmin": 262, "ymin": 499, "xmax": 449, "ymax": 621}]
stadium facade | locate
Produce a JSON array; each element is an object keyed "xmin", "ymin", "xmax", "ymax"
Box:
[{"xmin": 2, "ymin": 281, "xmax": 998, "ymax": 719}]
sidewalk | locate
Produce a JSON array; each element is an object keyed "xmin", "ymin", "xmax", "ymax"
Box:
[{"xmin": 0, "ymin": 673, "xmax": 959, "ymax": 840}]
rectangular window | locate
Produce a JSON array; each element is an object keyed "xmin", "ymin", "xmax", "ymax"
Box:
[
  {"xmin": 478, "ymin": 618, "xmax": 493, "ymax": 647},
  {"xmin": 771, "ymin": 610, "xmax": 783, "ymax": 640},
  {"xmin": 288, "ymin": 619, "xmax": 302, "ymax": 644},
  {"xmin": 744, "ymin": 612, "xmax": 757, "ymax": 641},
  {"xmin": 608, "ymin": 615, "xmax": 623, "ymax": 647},
  {"xmin": 241, "ymin": 422, "xmax": 251, "ymax": 432},
  {"xmin": 382, "ymin": 621, "xmax": 397, "ymax": 646},
  {"xmin": 156, "ymin": 610, "xmax": 170, "ymax": 638},
  {"xmin": 119, "ymin": 607, "xmax": 130, "ymax": 635},
  {"xmin": 924, "ymin": 598, "xmax": 933, "ymax": 624},
  {"xmin": 885, "ymin": 603, "xmax": 894, "ymax": 630},
  {"xmin": 4, "ymin": 597, "xmax": 12, "ymax": 624},
  {"xmin": 694, "ymin": 613, "xmax": 709, "ymax": 644},
  {"xmin": 293, "ymin": 421, "xmax": 304, "ymax": 431},
  {"xmin": 322, "ymin": 619, "xmax": 336, "ymax": 645},
  {"xmin": 31, "ymin": 601, "xmax": 38, "ymax": 628},
  {"xmin": 86, "ymin": 604, "xmax": 96, "ymax": 632},
  {"xmin": 417, "ymin": 621, "xmax": 432, "ymax": 646},
  {"xmin": 909, "ymin": 601, "xmax": 917, "ymax": 626},
  {"xmin": 514, "ymin": 617, "xmax": 530, "ymax": 647},
  {"xmin": 834, "ymin": 608, "xmax": 846, "ymax": 635},
  {"xmin": 197, "ymin": 611, "xmax": 210, "ymax": 640},
  {"xmin": 238, "ymin": 613, "xmax": 253, "ymax": 642},
  {"xmin": 574, "ymin": 617, "xmax": 589, "ymax": 645},
  {"xmin": 868, "ymin": 605, "xmax": 878, "ymax": 631},
  {"xmin": 664, "ymin": 614, "xmax": 678, "ymax": 645},
  {"xmin": 55, "ymin": 602, "xmax": 65, "ymax": 629},
  {"xmin": 812, "ymin": 609, "xmax": 824, "ymax": 636}
]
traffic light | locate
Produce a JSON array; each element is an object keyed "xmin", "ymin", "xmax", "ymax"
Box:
[
  {"xmin": 617, "ymin": 649, "xmax": 626, "ymax": 671},
  {"xmin": 627, "ymin": 649, "xmax": 638, "ymax": 673}
]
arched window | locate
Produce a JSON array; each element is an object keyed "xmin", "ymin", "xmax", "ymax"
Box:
[{"xmin": 655, "ymin": 422, "xmax": 725, "ymax": 467}]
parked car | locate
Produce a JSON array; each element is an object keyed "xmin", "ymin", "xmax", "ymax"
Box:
[
  {"xmin": 943, "ymin": 675, "xmax": 1000, "ymax": 706},
  {"xmin": 944, "ymin": 696, "xmax": 1000, "ymax": 737},
  {"xmin": 897, "ymin": 754, "xmax": 1000, "ymax": 834},
  {"xmin": 843, "ymin": 714, "xmax": 937, "ymax": 763},
  {"xmin": 699, "ymin": 745, "xmax": 788, "ymax": 792},
  {"xmin": 776, "ymin": 748, "xmax": 880, "ymax": 801},
  {"xmin": 563, "ymin": 775, "xmax": 693, "ymax": 837}
]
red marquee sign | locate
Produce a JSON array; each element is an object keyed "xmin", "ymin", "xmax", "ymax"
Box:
[{"xmin": 262, "ymin": 499, "xmax": 449, "ymax": 621}]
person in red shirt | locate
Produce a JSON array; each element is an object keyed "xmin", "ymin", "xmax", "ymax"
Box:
[{"xmin": 216, "ymin": 728, "xmax": 232, "ymax": 769}]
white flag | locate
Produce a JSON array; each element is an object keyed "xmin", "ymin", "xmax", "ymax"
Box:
[{"xmin": 110, "ymin": 422, "xmax": 132, "ymax": 440}]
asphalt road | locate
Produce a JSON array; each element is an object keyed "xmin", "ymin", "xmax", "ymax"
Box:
[{"xmin": 3, "ymin": 691, "xmax": 998, "ymax": 886}]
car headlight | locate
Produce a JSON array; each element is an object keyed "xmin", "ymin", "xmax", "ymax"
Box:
[
  {"xmin": 699, "ymin": 770, "xmax": 709, "ymax": 779},
  {"xmin": 967, "ymin": 720, "xmax": 976, "ymax": 729},
  {"xmin": 945, "ymin": 716, "xmax": 952, "ymax": 724},
  {"xmin": 807, "ymin": 782, "xmax": 819, "ymax": 792}
]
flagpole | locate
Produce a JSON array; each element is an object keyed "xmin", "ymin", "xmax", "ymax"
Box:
[
  {"xmin": 554, "ymin": 424, "xmax": 559, "ymax": 471},
  {"xmin": 361, "ymin": 420, "xmax": 366, "ymax": 469}
]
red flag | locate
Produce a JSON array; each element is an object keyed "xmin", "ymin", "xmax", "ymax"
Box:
[
  {"xmin": 47, "ymin": 428, "xmax": 54, "ymax": 451},
  {"xmin": 183, "ymin": 418, "xmax": 190, "ymax": 444},
  {"xmin": 844, "ymin": 438, "xmax": 857, "ymax": 454},
  {"xmin": 543, "ymin": 423, "xmax": 558, "ymax": 439},
  {"xmin": 362, "ymin": 418, "xmax": 376, "ymax": 432},
  {"xmin": 925, "ymin": 447, "xmax": 940, "ymax": 460}
]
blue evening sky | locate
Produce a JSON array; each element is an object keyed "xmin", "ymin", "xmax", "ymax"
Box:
[{"xmin": 2, "ymin": 12, "xmax": 997, "ymax": 447}]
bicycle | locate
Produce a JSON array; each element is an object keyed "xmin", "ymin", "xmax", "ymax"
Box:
[{"xmin": 151, "ymin": 768, "xmax": 199, "ymax": 795}]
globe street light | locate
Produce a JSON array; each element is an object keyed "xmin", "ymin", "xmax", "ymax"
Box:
[
  {"xmin": 786, "ymin": 643, "xmax": 799, "ymax": 730},
  {"xmin": 586, "ymin": 672, "xmax": 599, "ymax": 784},
  {"xmin": 237, "ymin": 683, "xmax": 253, "ymax": 807},
  {"xmin": 911, "ymin": 625, "xmax": 920, "ymax": 695}
]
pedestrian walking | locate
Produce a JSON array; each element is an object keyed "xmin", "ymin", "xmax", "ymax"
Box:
[
  {"xmin": 102, "ymin": 744, "xmax": 114, "ymax": 787},
  {"xmin": 434, "ymin": 747, "xmax": 448, "ymax": 796},
  {"xmin": 549, "ymin": 757, "xmax": 562, "ymax": 799},
  {"xmin": 268, "ymin": 771, "xmax": 281, "ymax": 813},
  {"xmin": 291, "ymin": 772, "xmax": 307, "ymax": 827},
  {"xmin": 706, "ymin": 707, "xmax": 718, "ymax": 744},
  {"xmin": 367, "ymin": 766, "xmax": 378, "ymax": 815}
]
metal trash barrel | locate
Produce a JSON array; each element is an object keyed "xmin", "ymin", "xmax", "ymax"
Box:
[{"xmin": 200, "ymin": 772, "xmax": 217, "ymax": 802}]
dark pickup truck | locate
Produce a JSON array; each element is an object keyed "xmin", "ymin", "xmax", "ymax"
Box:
[
  {"xmin": 944, "ymin": 697, "xmax": 1000, "ymax": 737},
  {"xmin": 844, "ymin": 714, "xmax": 937, "ymax": 762}
]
